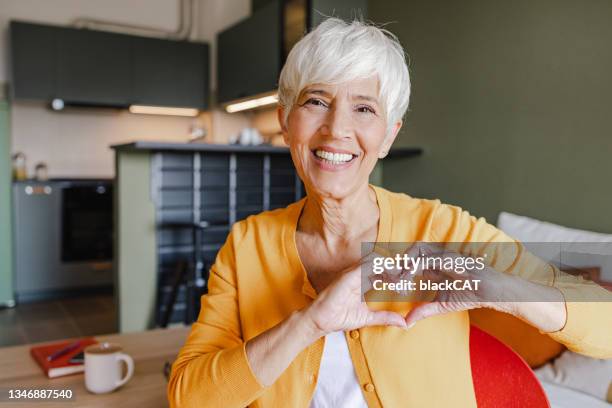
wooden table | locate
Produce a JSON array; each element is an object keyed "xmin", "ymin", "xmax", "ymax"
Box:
[{"xmin": 0, "ymin": 327, "xmax": 190, "ymax": 407}]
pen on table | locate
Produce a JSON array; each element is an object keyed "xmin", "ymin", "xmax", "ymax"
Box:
[{"xmin": 47, "ymin": 340, "xmax": 82, "ymax": 362}]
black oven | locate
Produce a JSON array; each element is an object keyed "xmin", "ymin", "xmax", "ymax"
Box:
[{"xmin": 61, "ymin": 180, "xmax": 113, "ymax": 262}]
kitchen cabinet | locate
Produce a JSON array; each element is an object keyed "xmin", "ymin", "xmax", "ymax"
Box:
[
  {"xmin": 12, "ymin": 180, "xmax": 114, "ymax": 301},
  {"xmin": 217, "ymin": 0, "xmax": 282, "ymax": 103},
  {"xmin": 9, "ymin": 22, "xmax": 57, "ymax": 101},
  {"xmin": 57, "ymin": 27, "xmax": 132, "ymax": 106},
  {"xmin": 9, "ymin": 21, "xmax": 209, "ymax": 109},
  {"xmin": 132, "ymin": 37, "xmax": 209, "ymax": 109},
  {"xmin": 217, "ymin": 0, "xmax": 367, "ymax": 105}
]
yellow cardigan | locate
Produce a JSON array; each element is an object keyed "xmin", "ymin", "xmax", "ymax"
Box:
[{"xmin": 168, "ymin": 185, "xmax": 611, "ymax": 408}]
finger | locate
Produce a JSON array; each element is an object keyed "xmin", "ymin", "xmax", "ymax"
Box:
[
  {"xmin": 365, "ymin": 311, "xmax": 407, "ymax": 329},
  {"xmin": 404, "ymin": 302, "xmax": 449, "ymax": 327},
  {"xmin": 422, "ymin": 268, "xmax": 446, "ymax": 283},
  {"xmin": 344, "ymin": 252, "xmax": 379, "ymax": 280},
  {"xmin": 407, "ymin": 243, "xmax": 443, "ymax": 276},
  {"xmin": 402, "ymin": 242, "xmax": 420, "ymax": 259},
  {"xmin": 421, "ymin": 268, "xmax": 466, "ymax": 290},
  {"xmin": 402, "ymin": 243, "xmax": 426, "ymax": 274},
  {"xmin": 363, "ymin": 273, "xmax": 376, "ymax": 294},
  {"xmin": 340, "ymin": 249, "xmax": 379, "ymax": 276},
  {"xmin": 417, "ymin": 242, "xmax": 442, "ymax": 257},
  {"xmin": 360, "ymin": 250, "xmax": 379, "ymax": 265},
  {"xmin": 346, "ymin": 263, "xmax": 376, "ymax": 294}
]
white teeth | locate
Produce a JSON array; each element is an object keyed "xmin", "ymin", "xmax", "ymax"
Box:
[{"xmin": 315, "ymin": 149, "xmax": 353, "ymax": 163}]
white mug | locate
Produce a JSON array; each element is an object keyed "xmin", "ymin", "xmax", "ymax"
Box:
[{"xmin": 84, "ymin": 342, "xmax": 134, "ymax": 394}]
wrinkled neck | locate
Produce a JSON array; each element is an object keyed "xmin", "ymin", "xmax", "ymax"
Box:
[{"xmin": 299, "ymin": 184, "xmax": 379, "ymax": 247}]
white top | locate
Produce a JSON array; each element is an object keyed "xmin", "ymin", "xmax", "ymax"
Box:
[{"xmin": 309, "ymin": 331, "xmax": 369, "ymax": 408}]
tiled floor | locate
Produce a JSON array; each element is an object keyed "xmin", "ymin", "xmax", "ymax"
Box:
[{"xmin": 0, "ymin": 294, "xmax": 117, "ymax": 347}]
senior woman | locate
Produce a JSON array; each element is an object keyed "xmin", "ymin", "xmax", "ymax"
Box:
[{"xmin": 168, "ymin": 18, "xmax": 611, "ymax": 408}]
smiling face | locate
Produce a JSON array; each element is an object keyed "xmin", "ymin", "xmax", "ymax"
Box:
[{"xmin": 280, "ymin": 76, "xmax": 402, "ymax": 200}]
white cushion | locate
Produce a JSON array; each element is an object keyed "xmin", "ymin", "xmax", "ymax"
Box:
[
  {"xmin": 497, "ymin": 212, "xmax": 612, "ymax": 244},
  {"xmin": 536, "ymin": 351, "xmax": 612, "ymax": 403},
  {"xmin": 497, "ymin": 212, "xmax": 612, "ymax": 280},
  {"xmin": 539, "ymin": 380, "xmax": 612, "ymax": 408}
]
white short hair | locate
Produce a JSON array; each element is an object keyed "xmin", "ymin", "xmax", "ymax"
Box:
[{"xmin": 278, "ymin": 18, "xmax": 410, "ymax": 135}]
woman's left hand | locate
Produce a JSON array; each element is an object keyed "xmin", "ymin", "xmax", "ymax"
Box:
[{"xmin": 400, "ymin": 244, "xmax": 567, "ymax": 332}]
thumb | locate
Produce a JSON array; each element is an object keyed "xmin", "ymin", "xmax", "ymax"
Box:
[
  {"xmin": 404, "ymin": 302, "xmax": 447, "ymax": 328},
  {"xmin": 365, "ymin": 311, "xmax": 408, "ymax": 329}
]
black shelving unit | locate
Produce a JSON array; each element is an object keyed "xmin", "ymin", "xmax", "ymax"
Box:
[{"xmin": 149, "ymin": 149, "xmax": 303, "ymax": 325}]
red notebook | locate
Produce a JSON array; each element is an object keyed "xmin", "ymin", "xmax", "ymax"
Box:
[{"xmin": 30, "ymin": 338, "xmax": 98, "ymax": 378}]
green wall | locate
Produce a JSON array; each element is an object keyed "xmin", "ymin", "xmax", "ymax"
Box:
[
  {"xmin": 0, "ymin": 101, "xmax": 14, "ymax": 306},
  {"xmin": 371, "ymin": 0, "xmax": 612, "ymax": 233}
]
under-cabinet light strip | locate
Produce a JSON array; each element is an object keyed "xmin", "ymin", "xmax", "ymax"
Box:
[
  {"xmin": 225, "ymin": 94, "xmax": 278, "ymax": 113},
  {"xmin": 129, "ymin": 105, "xmax": 199, "ymax": 117}
]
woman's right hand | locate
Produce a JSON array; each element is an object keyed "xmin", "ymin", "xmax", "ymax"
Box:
[{"xmin": 304, "ymin": 256, "xmax": 408, "ymax": 336}]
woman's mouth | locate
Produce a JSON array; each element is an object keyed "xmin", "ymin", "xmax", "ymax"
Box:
[{"xmin": 311, "ymin": 148, "xmax": 358, "ymax": 170}]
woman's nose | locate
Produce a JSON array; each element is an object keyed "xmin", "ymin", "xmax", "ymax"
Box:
[{"xmin": 324, "ymin": 105, "xmax": 354, "ymax": 140}]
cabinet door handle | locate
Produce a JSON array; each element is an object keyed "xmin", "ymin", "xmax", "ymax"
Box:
[{"xmin": 25, "ymin": 185, "xmax": 52, "ymax": 195}]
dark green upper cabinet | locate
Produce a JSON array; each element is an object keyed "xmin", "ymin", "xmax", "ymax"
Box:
[
  {"xmin": 9, "ymin": 22, "xmax": 57, "ymax": 101},
  {"xmin": 132, "ymin": 37, "xmax": 209, "ymax": 109},
  {"xmin": 217, "ymin": 0, "xmax": 368, "ymax": 105},
  {"xmin": 9, "ymin": 21, "xmax": 209, "ymax": 109},
  {"xmin": 217, "ymin": 0, "xmax": 282, "ymax": 104},
  {"xmin": 57, "ymin": 27, "xmax": 132, "ymax": 106}
]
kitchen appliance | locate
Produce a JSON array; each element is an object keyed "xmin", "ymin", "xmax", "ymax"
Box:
[
  {"xmin": 13, "ymin": 179, "xmax": 114, "ymax": 302},
  {"xmin": 61, "ymin": 183, "xmax": 113, "ymax": 262}
]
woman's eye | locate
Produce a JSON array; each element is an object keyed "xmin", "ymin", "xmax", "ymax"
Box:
[
  {"xmin": 305, "ymin": 98, "xmax": 327, "ymax": 108},
  {"xmin": 356, "ymin": 105, "xmax": 376, "ymax": 114}
]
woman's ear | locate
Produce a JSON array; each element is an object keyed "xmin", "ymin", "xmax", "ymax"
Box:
[
  {"xmin": 378, "ymin": 120, "xmax": 403, "ymax": 159},
  {"xmin": 277, "ymin": 106, "xmax": 290, "ymax": 145}
]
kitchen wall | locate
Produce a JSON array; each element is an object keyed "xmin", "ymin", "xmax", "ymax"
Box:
[
  {"xmin": 370, "ymin": 0, "xmax": 612, "ymax": 233},
  {"xmin": 0, "ymin": 0, "xmax": 250, "ymax": 178}
]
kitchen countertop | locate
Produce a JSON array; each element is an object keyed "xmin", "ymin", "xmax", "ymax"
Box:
[
  {"xmin": 111, "ymin": 141, "xmax": 423, "ymax": 158},
  {"xmin": 112, "ymin": 141, "xmax": 292, "ymax": 154},
  {"xmin": 13, "ymin": 178, "xmax": 113, "ymax": 184}
]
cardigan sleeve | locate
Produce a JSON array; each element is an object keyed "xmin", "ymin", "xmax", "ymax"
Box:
[
  {"xmin": 430, "ymin": 203, "xmax": 612, "ymax": 359},
  {"xmin": 167, "ymin": 222, "xmax": 265, "ymax": 408},
  {"xmin": 546, "ymin": 273, "xmax": 612, "ymax": 358}
]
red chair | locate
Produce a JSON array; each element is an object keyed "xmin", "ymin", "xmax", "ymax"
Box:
[{"xmin": 470, "ymin": 325, "xmax": 550, "ymax": 408}]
